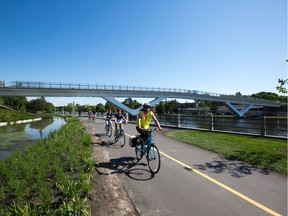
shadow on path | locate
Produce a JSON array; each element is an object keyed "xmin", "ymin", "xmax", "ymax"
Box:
[
  {"xmin": 193, "ymin": 156, "xmax": 270, "ymax": 178},
  {"xmin": 96, "ymin": 156, "xmax": 155, "ymax": 181}
]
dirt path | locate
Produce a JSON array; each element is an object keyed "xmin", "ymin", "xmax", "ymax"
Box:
[{"xmin": 82, "ymin": 121, "xmax": 138, "ymax": 216}]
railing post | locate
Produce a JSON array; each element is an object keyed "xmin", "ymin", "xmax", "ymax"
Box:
[
  {"xmin": 261, "ymin": 116, "xmax": 266, "ymax": 136},
  {"xmin": 177, "ymin": 114, "xmax": 180, "ymax": 128},
  {"xmin": 126, "ymin": 113, "xmax": 129, "ymax": 122},
  {"xmin": 209, "ymin": 113, "xmax": 214, "ymax": 131}
]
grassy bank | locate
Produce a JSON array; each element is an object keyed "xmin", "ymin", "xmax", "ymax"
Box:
[
  {"xmin": 166, "ymin": 130, "xmax": 287, "ymax": 175},
  {"xmin": 0, "ymin": 109, "xmax": 37, "ymax": 123},
  {"xmin": 0, "ymin": 118, "xmax": 94, "ymax": 215}
]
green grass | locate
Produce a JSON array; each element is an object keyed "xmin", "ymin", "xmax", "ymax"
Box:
[
  {"xmin": 0, "ymin": 109, "xmax": 36, "ymax": 123},
  {"xmin": 166, "ymin": 130, "xmax": 287, "ymax": 175},
  {"xmin": 0, "ymin": 118, "xmax": 93, "ymax": 215}
]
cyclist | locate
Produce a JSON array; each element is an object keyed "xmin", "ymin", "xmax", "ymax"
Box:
[
  {"xmin": 105, "ymin": 109, "xmax": 113, "ymax": 131},
  {"xmin": 114, "ymin": 109, "xmax": 127, "ymax": 139},
  {"xmin": 136, "ymin": 103, "xmax": 162, "ymax": 143}
]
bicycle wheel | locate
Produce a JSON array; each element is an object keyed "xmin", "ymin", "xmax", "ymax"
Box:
[
  {"xmin": 135, "ymin": 143, "xmax": 143, "ymax": 161},
  {"xmin": 119, "ymin": 130, "xmax": 126, "ymax": 147},
  {"xmin": 107, "ymin": 125, "xmax": 112, "ymax": 137},
  {"xmin": 147, "ymin": 144, "xmax": 161, "ymax": 174}
]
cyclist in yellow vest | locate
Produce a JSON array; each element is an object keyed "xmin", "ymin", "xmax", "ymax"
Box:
[{"xmin": 136, "ymin": 103, "xmax": 162, "ymax": 142}]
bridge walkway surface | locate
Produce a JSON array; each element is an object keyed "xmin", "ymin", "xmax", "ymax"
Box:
[
  {"xmin": 0, "ymin": 81, "xmax": 282, "ymax": 117},
  {"xmin": 82, "ymin": 118, "xmax": 287, "ymax": 216}
]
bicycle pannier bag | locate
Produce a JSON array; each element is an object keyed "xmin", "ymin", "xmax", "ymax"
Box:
[{"xmin": 129, "ymin": 135, "xmax": 139, "ymax": 147}]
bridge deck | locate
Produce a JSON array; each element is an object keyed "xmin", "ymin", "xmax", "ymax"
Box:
[{"xmin": 0, "ymin": 81, "xmax": 281, "ymax": 108}]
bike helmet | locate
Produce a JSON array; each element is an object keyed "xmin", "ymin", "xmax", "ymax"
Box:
[{"xmin": 143, "ymin": 103, "xmax": 151, "ymax": 108}]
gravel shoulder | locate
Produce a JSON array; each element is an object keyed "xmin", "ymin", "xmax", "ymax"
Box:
[{"xmin": 82, "ymin": 121, "xmax": 138, "ymax": 216}]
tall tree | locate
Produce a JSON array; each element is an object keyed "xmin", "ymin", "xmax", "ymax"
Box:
[
  {"xmin": 105, "ymin": 101, "xmax": 116, "ymax": 112},
  {"xmin": 122, "ymin": 97, "xmax": 141, "ymax": 109},
  {"xmin": 95, "ymin": 103, "xmax": 105, "ymax": 112},
  {"xmin": 26, "ymin": 97, "xmax": 54, "ymax": 113},
  {"xmin": 250, "ymin": 92, "xmax": 278, "ymax": 101},
  {"xmin": 1, "ymin": 96, "xmax": 27, "ymax": 111},
  {"xmin": 276, "ymin": 79, "xmax": 287, "ymax": 94}
]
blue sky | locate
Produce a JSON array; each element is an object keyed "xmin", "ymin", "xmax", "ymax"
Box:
[{"xmin": 0, "ymin": 0, "xmax": 286, "ymax": 106}]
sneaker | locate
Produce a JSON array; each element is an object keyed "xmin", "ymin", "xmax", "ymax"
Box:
[{"xmin": 136, "ymin": 144, "xmax": 141, "ymax": 150}]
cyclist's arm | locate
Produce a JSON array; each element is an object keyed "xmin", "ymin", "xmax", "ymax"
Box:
[
  {"xmin": 152, "ymin": 112, "xmax": 162, "ymax": 131},
  {"xmin": 137, "ymin": 112, "xmax": 142, "ymax": 128},
  {"xmin": 122, "ymin": 115, "xmax": 127, "ymax": 123}
]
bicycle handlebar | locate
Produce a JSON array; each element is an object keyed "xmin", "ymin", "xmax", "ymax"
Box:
[{"xmin": 142, "ymin": 128, "xmax": 159, "ymax": 132}]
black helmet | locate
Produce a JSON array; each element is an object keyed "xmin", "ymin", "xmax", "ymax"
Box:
[{"xmin": 143, "ymin": 103, "xmax": 151, "ymax": 108}]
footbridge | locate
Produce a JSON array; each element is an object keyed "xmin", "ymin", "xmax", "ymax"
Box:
[{"xmin": 0, "ymin": 81, "xmax": 281, "ymax": 117}]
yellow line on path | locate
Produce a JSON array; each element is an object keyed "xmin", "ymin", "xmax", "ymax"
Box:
[
  {"xmin": 121, "ymin": 130, "xmax": 281, "ymax": 216},
  {"xmin": 160, "ymin": 151, "xmax": 281, "ymax": 216}
]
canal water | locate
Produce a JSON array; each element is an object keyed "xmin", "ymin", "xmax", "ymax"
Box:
[{"xmin": 0, "ymin": 117, "xmax": 66, "ymax": 159}]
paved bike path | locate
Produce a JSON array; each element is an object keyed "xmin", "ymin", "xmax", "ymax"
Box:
[{"xmin": 87, "ymin": 119, "xmax": 287, "ymax": 216}]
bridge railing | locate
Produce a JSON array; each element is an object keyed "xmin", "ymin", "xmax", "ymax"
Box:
[{"xmin": 8, "ymin": 81, "xmax": 188, "ymax": 93}]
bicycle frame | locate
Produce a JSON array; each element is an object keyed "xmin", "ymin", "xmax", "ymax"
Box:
[
  {"xmin": 135, "ymin": 128, "xmax": 161, "ymax": 174},
  {"xmin": 115, "ymin": 123, "xmax": 126, "ymax": 147},
  {"xmin": 139, "ymin": 130, "xmax": 154, "ymax": 153},
  {"xmin": 105, "ymin": 119, "xmax": 112, "ymax": 126},
  {"xmin": 117, "ymin": 126, "xmax": 123, "ymax": 136}
]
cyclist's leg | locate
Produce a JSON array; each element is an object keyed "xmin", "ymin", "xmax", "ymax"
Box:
[
  {"xmin": 109, "ymin": 120, "xmax": 112, "ymax": 130},
  {"xmin": 143, "ymin": 130, "xmax": 149, "ymax": 144},
  {"xmin": 107, "ymin": 120, "xmax": 112, "ymax": 136},
  {"xmin": 136, "ymin": 126, "xmax": 145, "ymax": 138},
  {"xmin": 114, "ymin": 123, "xmax": 118, "ymax": 137},
  {"xmin": 105, "ymin": 119, "xmax": 108, "ymax": 130}
]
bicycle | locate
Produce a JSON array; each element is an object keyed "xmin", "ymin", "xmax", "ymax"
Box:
[
  {"xmin": 114, "ymin": 122, "xmax": 126, "ymax": 147},
  {"xmin": 132, "ymin": 128, "xmax": 161, "ymax": 174},
  {"xmin": 105, "ymin": 119, "xmax": 113, "ymax": 137}
]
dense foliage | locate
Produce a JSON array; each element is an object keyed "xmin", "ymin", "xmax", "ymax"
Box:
[
  {"xmin": 251, "ymin": 91, "xmax": 287, "ymax": 103},
  {"xmin": 0, "ymin": 118, "xmax": 93, "ymax": 215},
  {"xmin": 276, "ymin": 78, "xmax": 287, "ymax": 94},
  {"xmin": 0, "ymin": 96, "xmax": 54, "ymax": 113},
  {"xmin": 0, "ymin": 96, "xmax": 27, "ymax": 112},
  {"xmin": 26, "ymin": 96, "xmax": 55, "ymax": 113}
]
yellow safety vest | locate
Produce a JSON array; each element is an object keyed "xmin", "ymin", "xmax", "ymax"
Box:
[{"xmin": 137, "ymin": 111, "xmax": 152, "ymax": 129}]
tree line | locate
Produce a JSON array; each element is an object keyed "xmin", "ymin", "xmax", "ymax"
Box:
[{"xmin": 0, "ymin": 91, "xmax": 286, "ymax": 115}]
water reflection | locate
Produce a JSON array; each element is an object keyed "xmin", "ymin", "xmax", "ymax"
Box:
[
  {"xmin": 0, "ymin": 117, "xmax": 66, "ymax": 158},
  {"xmin": 25, "ymin": 117, "xmax": 54, "ymax": 139}
]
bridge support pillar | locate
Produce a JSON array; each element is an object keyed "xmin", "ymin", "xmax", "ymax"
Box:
[
  {"xmin": 225, "ymin": 101, "xmax": 254, "ymax": 117},
  {"xmin": 102, "ymin": 97, "xmax": 165, "ymax": 116}
]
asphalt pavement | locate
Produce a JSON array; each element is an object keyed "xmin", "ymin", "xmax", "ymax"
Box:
[{"xmin": 84, "ymin": 118, "xmax": 287, "ymax": 216}]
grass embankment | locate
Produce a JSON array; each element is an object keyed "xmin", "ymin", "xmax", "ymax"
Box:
[
  {"xmin": 0, "ymin": 118, "xmax": 94, "ymax": 215},
  {"xmin": 0, "ymin": 109, "xmax": 37, "ymax": 122},
  {"xmin": 166, "ymin": 130, "xmax": 287, "ymax": 175}
]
